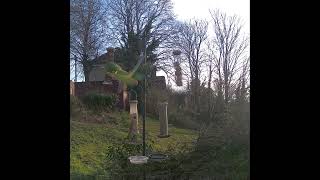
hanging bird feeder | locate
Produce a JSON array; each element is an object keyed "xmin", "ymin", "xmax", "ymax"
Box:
[
  {"xmin": 128, "ymin": 90, "xmax": 140, "ymax": 144},
  {"xmin": 127, "ymin": 89, "xmax": 148, "ymax": 164},
  {"xmin": 174, "ymin": 62, "xmax": 183, "ymax": 86},
  {"xmin": 158, "ymin": 102, "xmax": 170, "ymax": 138},
  {"xmin": 172, "ymin": 50, "xmax": 183, "ymax": 86}
]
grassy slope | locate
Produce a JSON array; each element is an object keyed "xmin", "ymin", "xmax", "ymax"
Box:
[{"xmin": 70, "ymin": 111, "xmax": 197, "ymax": 176}]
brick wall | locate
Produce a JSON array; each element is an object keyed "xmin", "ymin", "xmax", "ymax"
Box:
[
  {"xmin": 71, "ymin": 76, "xmax": 166, "ymax": 110},
  {"xmin": 73, "ymin": 80, "xmax": 128, "ymax": 109}
]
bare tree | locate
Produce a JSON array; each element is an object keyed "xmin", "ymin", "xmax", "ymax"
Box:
[
  {"xmin": 209, "ymin": 10, "xmax": 249, "ymax": 105},
  {"xmin": 235, "ymin": 56, "xmax": 250, "ymax": 103},
  {"xmin": 170, "ymin": 19, "xmax": 208, "ymax": 113},
  {"xmin": 70, "ymin": 0, "xmax": 108, "ymax": 81},
  {"xmin": 204, "ymin": 41, "xmax": 215, "ymax": 120}
]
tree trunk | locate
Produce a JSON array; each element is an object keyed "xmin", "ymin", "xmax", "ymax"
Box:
[
  {"xmin": 208, "ymin": 65, "xmax": 212, "ymax": 90},
  {"xmin": 224, "ymin": 84, "xmax": 229, "ymax": 105},
  {"xmin": 195, "ymin": 78, "xmax": 200, "ymax": 114},
  {"xmin": 83, "ymin": 64, "xmax": 91, "ymax": 82},
  {"xmin": 207, "ymin": 65, "xmax": 213, "ymax": 120}
]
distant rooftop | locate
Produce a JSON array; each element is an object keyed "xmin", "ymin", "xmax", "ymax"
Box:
[{"xmin": 92, "ymin": 47, "xmax": 114, "ymax": 65}]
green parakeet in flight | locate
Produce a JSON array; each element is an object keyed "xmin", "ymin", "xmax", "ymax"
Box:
[{"xmin": 105, "ymin": 53, "xmax": 145, "ymax": 87}]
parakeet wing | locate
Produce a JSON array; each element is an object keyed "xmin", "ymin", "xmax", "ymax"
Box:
[
  {"xmin": 132, "ymin": 72, "xmax": 145, "ymax": 81},
  {"xmin": 106, "ymin": 72, "xmax": 138, "ymax": 87},
  {"xmin": 105, "ymin": 62, "xmax": 128, "ymax": 75}
]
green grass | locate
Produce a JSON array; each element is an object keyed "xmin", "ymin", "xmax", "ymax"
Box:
[
  {"xmin": 200, "ymin": 142, "xmax": 250, "ymax": 179},
  {"xmin": 70, "ymin": 110, "xmax": 249, "ymax": 179},
  {"xmin": 70, "ymin": 111, "xmax": 197, "ymax": 177},
  {"xmin": 145, "ymin": 117, "xmax": 197, "ymax": 153}
]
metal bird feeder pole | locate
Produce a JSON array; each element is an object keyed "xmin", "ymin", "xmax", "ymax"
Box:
[{"xmin": 142, "ymin": 35, "xmax": 147, "ymax": 156}]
